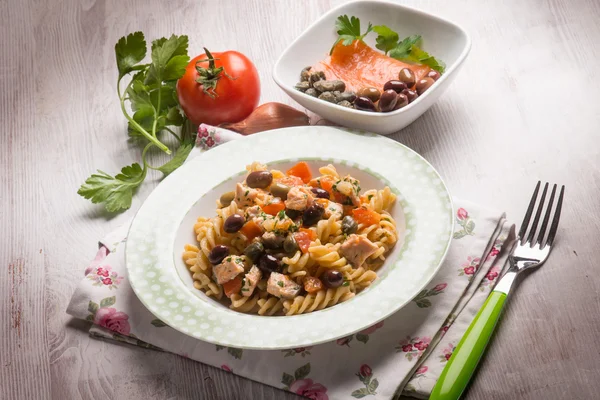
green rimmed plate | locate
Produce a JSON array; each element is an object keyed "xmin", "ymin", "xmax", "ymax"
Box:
[{"xmin": 126, "ymin": 126, "xmax": 453, "ymax": 349}]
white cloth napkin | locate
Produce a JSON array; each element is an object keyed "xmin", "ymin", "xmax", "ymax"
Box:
[{"xmin": 67, "ymin": 125, "xmax": 515, "ymax": 399}]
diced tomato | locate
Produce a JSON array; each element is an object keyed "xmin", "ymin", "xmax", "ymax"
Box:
[
  {"xmin": 294, "ymin": 228, "xmax": 317, "ymax": 253},
  {"xmin": 240, "ymin": 220, "xmax": 262, "ymax": 240},
  {"xmin": 286, "ymin": 162, "xmax": 312, "ymax": 183},
  {"xmin": 352, "ymin": 207, "xmax": 381, "ymax": 226},
  {"xmin": 222, "ymin": 276, "xmax": 242, "ymax": 298},
  {"xmin": 277, "ymin": 175, "xmax": 304, "ymax": 187},
  {"xmin": 343, "ymin": 205, "xmax": 354, "ymax": 216},
  {"xmin": 303, "ymin": 276, "xmax": 323, "ymax": 293},
  {"xmin": 315, "ymin": 198, "xmax": 329, "ymax": 208},
  {"xmin": 261, "ymin": 199, "xmax": 285, "ymax": 216}
]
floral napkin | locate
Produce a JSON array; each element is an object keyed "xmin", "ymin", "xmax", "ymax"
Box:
[{"xmin": 67, "ymin": 125, "xmax": 515, "ymax": 400}]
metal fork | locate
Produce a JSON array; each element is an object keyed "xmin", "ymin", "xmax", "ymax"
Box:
[{"xmin": 430, "ymin": 182, "xmax": 565, "ymax": 400}]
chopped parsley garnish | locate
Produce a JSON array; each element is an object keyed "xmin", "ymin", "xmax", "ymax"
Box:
[
  {"xmin": 226, "ymin": 257, "xmax": 232, "ymax": 262},
  {"xmin": 244, "ymin": 190, "xmax": 249, "ymax": 197},
  {"xmin": 241, "ymin": 287, "xmax": 249, "ymax": 291},
  {"xmin": 277, "ymin": 281, "xmax": 284, "ymax": 287},
  {"xmin": 382, "ymin": 218, "xmax": 390, "ymax": 222},
  {"xmin": 277, "ymin": 210, "xmax": 286, "ymax": 220},
  {"xmin": 342, "ymin": 281, "xmax": 350, "ymax": 287}
]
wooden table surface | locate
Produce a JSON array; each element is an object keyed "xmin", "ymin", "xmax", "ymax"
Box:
[{"xmin": 2, "ymin": 0, "xmax": 599, "ymax": 399}]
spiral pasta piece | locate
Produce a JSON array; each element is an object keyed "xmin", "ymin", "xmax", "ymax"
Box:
[
  {"xmin": 283, "ymin": 286, "xmax": 354, "ymax": 315},
  {"xmin": 318, "ymin": 164, "xmax": 340, "ymax": 178},
  {"xmin": 312, "ymin": 215, "xmax": 343, "ymax": 244},
  {"xmin": 193, "ymin": 271, "xmax": 223, "ymax": 300},
  {"xmin": 308, "ymin": 240, "xmax": 348, "ymax": 268},
  {"xmin": 282, "ymin": 250, "xmax": 314, "ymax": 274},
  {"xmin": 229, "ymin": 293, "xmax": 261, "ymax": 313},
  {"xmin": 346, "ymin": 267, "xmax": 378, "ymax": 291},
  {"xmin": 362, "ymin": 186, "xmax": 396, "ymax": 213},
  {"xmin": 257, "ymin": 296, "xmax": 285, "ymax": 316}
]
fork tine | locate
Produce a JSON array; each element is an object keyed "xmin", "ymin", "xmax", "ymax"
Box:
[
  {"xmin": 526, "ymin": 182, "xmax": 548, "ymax": 244},
  {"xmin": 518, "ymin": 181, "xmax": 540, "ymax": 240},
  {"xmin": 545, "ymin": 185, "xmax": 565, "ymax": 246},
  {"xmin": 536, "ymin": 184, "xmax": 557, "ymax": 246}
]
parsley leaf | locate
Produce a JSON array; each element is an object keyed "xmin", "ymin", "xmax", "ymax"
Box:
[
  {"xmin": 388, "ymin": 34, "xmax": 422, "ymax": 60},
  {"xmin": 330, "ymin": 15, "xmax": 373, "ymax": 54},
  {"xmin": 115, "ymin": 32, "xmax": 147, "ymax": 77},
  {"xmin": 77, "ymin": 163, "xmax": 146, "ymax": 212},
  {"xmin": 372, "ymin": 25, "xmax": 399, "ymax": 55},
  {"xmin": 146, "ymin": 35, "xmax": 189, "ymax": 84},
  {"xmin": 406, "ymin": 45, "xmax": 446, "ymax": 73},
  {"xmin": 156, "ymin": 142, "xmax": 193, "ymax": 175}
]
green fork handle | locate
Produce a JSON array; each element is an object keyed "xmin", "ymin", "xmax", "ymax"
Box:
[{"xmin": 429, "ymin": 290, "xmax": 507, "ymax": 400}]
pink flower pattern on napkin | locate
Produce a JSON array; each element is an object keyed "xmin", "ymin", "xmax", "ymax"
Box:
[
  {"xmin": 396, "ymin": 336, "xmax": 432, "ymax": 361},
  {"xmin": 351, "ymin": 363, "xmax": 379, "ymax": 398},
  {"xmin": 454, "ymin": 207, "xmax": 476, "ymax": 239},
  {"xmin": 86, "ymin": 264, "xmax": 124, "ymax": 289},
  {"xmin": 458, "ymin": 256, "xmax": 481, "ymax": 280},
  {"xmin": 281, "ymin": 363, "xmax": 328, "ymax": 400}
]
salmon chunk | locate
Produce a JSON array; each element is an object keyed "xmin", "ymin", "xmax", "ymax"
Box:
[
  {"xmin": 235, "ymin": 183, "xmax": 259, "ymax": 207},
  {"xmin": 267, "ymin": 272, "xmax": 302, "ymax": 299},
  {"xmin": 213, "ymin": 256, "xmax": 245, "ymax": 284},
  {"xmin": 241, "ymin": 266, "xmax": 262, "ymax": 297},
  {"xmin": 285, "ymin": 186, "xmax": 314, "ymax": 211},
  {"xmin": 340, "ymin": 234, "xmax": 379, "ymax": 267}
]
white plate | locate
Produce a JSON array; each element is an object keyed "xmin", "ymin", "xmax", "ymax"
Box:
[
  {"xmin": 273, "ymin": 0, "xmax": 471, "ymax": 134},
  {"xmin": 126, "ymin": 126, "xmax": 453, "ymax": 349}
]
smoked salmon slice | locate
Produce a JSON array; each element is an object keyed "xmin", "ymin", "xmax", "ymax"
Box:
[{"xmin": 313, "ymin": 40, "xmax": 431, "ymax": 92}]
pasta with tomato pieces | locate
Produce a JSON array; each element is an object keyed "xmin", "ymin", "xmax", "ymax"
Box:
[{"xmin": 182, "ymin": 161, "xmax": 399, "ymax": 315}]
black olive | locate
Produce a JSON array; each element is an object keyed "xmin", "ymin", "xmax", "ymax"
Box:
[
  {"xmin": 311, "ymin": 187, "xmax": 330, "ymax": 199},
  {"xmin": 208, "ymin": 245, "xmax": 229, "ymax": 265},
  {"xmin": 378, "ymin": 90, "xmax": 398, "ymax": 113},
  {"xmin": 415, "ymin": 77, "xmax": 435, "ymax": 95},
  {"xmin": 341, "ymin": 216, "xmax": 358, "ymax": 235},
  {"xmin": 258, "ymin": 254, "xmax": 281, "ymax": 273},
  {"xmin": 353, "ymin": 96, "xmax": 376, "ymax": 112},
  {"xmin": 401, "ymin": 88, "xmax": 418, "ymax": 103},
  {"xmin": 302, "ymin": 203, "xmax": 325, "ymax": 226},
  {"xmin": 322, "ymin": 270, "xmax": 343, "ymax": 288},
  {"xmin": 283, "ymin": 235, "xmax": 300, "ymax": 253},
  {"xmin": 398, "ymin": 68, "xmax": 416, "ymax": 87},
  {"xmin": 427, "ymin": 70, "xmax": 441, "ymax": 81},
  {"xmin": 383, "ymin": 80, "xmax": 408, "ymax": 93},
  {"xmin": 246, "ymin": 171, "xmax": 273, "ymax": 189},
  {"xmin": 244, "ymin": 242, "xmax": 264, "ymax": 263},
  {"xmin": 394, "ymin": 93, "xmax": 409, "ymax": 110},
  {"xmin": 356, "ymin": 87, "xmax": 381, "ymax": 102},
  {"xmin": 224, "ymin": 214, "xmax": 245, "ymax": 233}
]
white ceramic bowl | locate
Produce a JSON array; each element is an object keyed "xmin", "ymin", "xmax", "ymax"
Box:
[{"xmin": 273, "ymin": 0, "xmax": 471, "ymax": 135}]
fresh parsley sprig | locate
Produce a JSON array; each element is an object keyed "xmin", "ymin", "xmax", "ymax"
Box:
[
  {"xmin": 330, "ymin": 15, "xmax": 373, "ymax": 54},
  {"xmin": 78, "ymin": 32, "xmax": 194, "ymax": 213}
]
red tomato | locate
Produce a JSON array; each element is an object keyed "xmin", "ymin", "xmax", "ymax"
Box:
[
  {"xmin": 277, "ymin": 175, "xmax": 304, "ymax": 187},
  {"xmin": 294, "ymin": 228, "xmax": 317, "ymax": 253},
  {"xmin": 261, "ymin": 199, "xmax": 285, "ymax": 216},
  {"xmin": 223, "ymin": 276, "xmax": 242, "ymax": 298},
  {"xmin": 176, "ymin": 49, "xmax": 260, "ymax": 125},
  {"xmin": 303, "ymin": 276, "xmax": 323, "ymax": 293},
  {"xmin": 352, "ymin": 207, "xmax": 381, "ymax": 226},
  {"xmin": 240, "ymin": 220, "xmax": 262, "ymax": 240},
  {"xmin": 286, "ymin": 162, "xmax": 312, "ymax": 183}
]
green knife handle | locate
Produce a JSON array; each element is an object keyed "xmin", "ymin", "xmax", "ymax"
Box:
[{"xmin": 429, "ymin": 290, "xmax": 507, "ymax": 400}]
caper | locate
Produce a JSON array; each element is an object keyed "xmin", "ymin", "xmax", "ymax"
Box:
[
  {"xmin": 398, "ymin": 68, "xmax": 416, "ymax": 87},
  {"xmin": 341, "ymin": 216, "xmax": 358, "ymax": 234},
  {"xmin": 283, "ymin": 235, "xmax": 300, "ymax": 253},
  {"xmin": 318, "ymin": 91, "xmax": 337, "ymax": 103},
  {"xmin": 313, "ymin": 79, "xmax": 345, "ymax": 93},
  {"xmin": 270, "ymin": 182, "xmax": 290, "ymax": 200},
  {"xmin": 335, "ymin": 91, "xmax": 356, "ymax": 103},
  {"xmin": 378, "ymin": 90, "xmax": 398, "ymax": 112},
  {"xmin": 309, "ymin": 71, "xmax": 326, "ymax": 84},
  {"xmin": 294, "ymin": 81, "xmax": 310, "ymax": 92},
  {"xmin": 262, "ymin": 232, "xmax": 284, "ymax": 250},
  {"xmin": 353, "ymin": 96, "xmax": 376, "ymax": 112},
  {"xmin": 337, "ymin": 100, "xmax": 353, "ymax": 108},
  {"xmin": 427, "ymin": 70, "xmax": 441, "ymax": 81},
  {"xmin": 305, "ymin": 88, "xmax": 319, "ymax": 97},
  {"xmin": 401, "ymin": 88, "xmax": 418, "ymax": 103},
  {"xmin": 394, "ymin": 93, "xmax": 409, "ymax": 110},
  {"xmin": 300, "ymin": 66, "xmax": 312, "ymax": 81},
  {"xmin": 356, "ymin": 87, "xmax": 381, "ymax": 102},
  {"xmin": 219, "ymin": 191, "xmax": 235, "ymax": 207},
  {"xmin": 244, "ymin": 241, "xmax": 264, "ymax": 263},
  {"xmin": 383, "ymin": 80, "xmax": 408, "ymax": 93},
  {"xmin": 246, "ymin": 171, "xmax": 273, "ymax": 189},
  {"xmin": 415, "ymin": 77, "xmax": 435, "ymax": 95},
  {"xmin": 285, "ymin": 208, "xmax": 302, "ymax": 220}
]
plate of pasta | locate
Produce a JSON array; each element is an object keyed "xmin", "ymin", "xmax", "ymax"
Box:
[{"xmin": 126, "ymin": 126, "xmax": 453, "ymax": 349}]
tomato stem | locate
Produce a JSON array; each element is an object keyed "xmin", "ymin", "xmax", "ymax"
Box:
[{"xmin": 194, "ymin": 47, "xmax": 236, "ymax": 99}]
